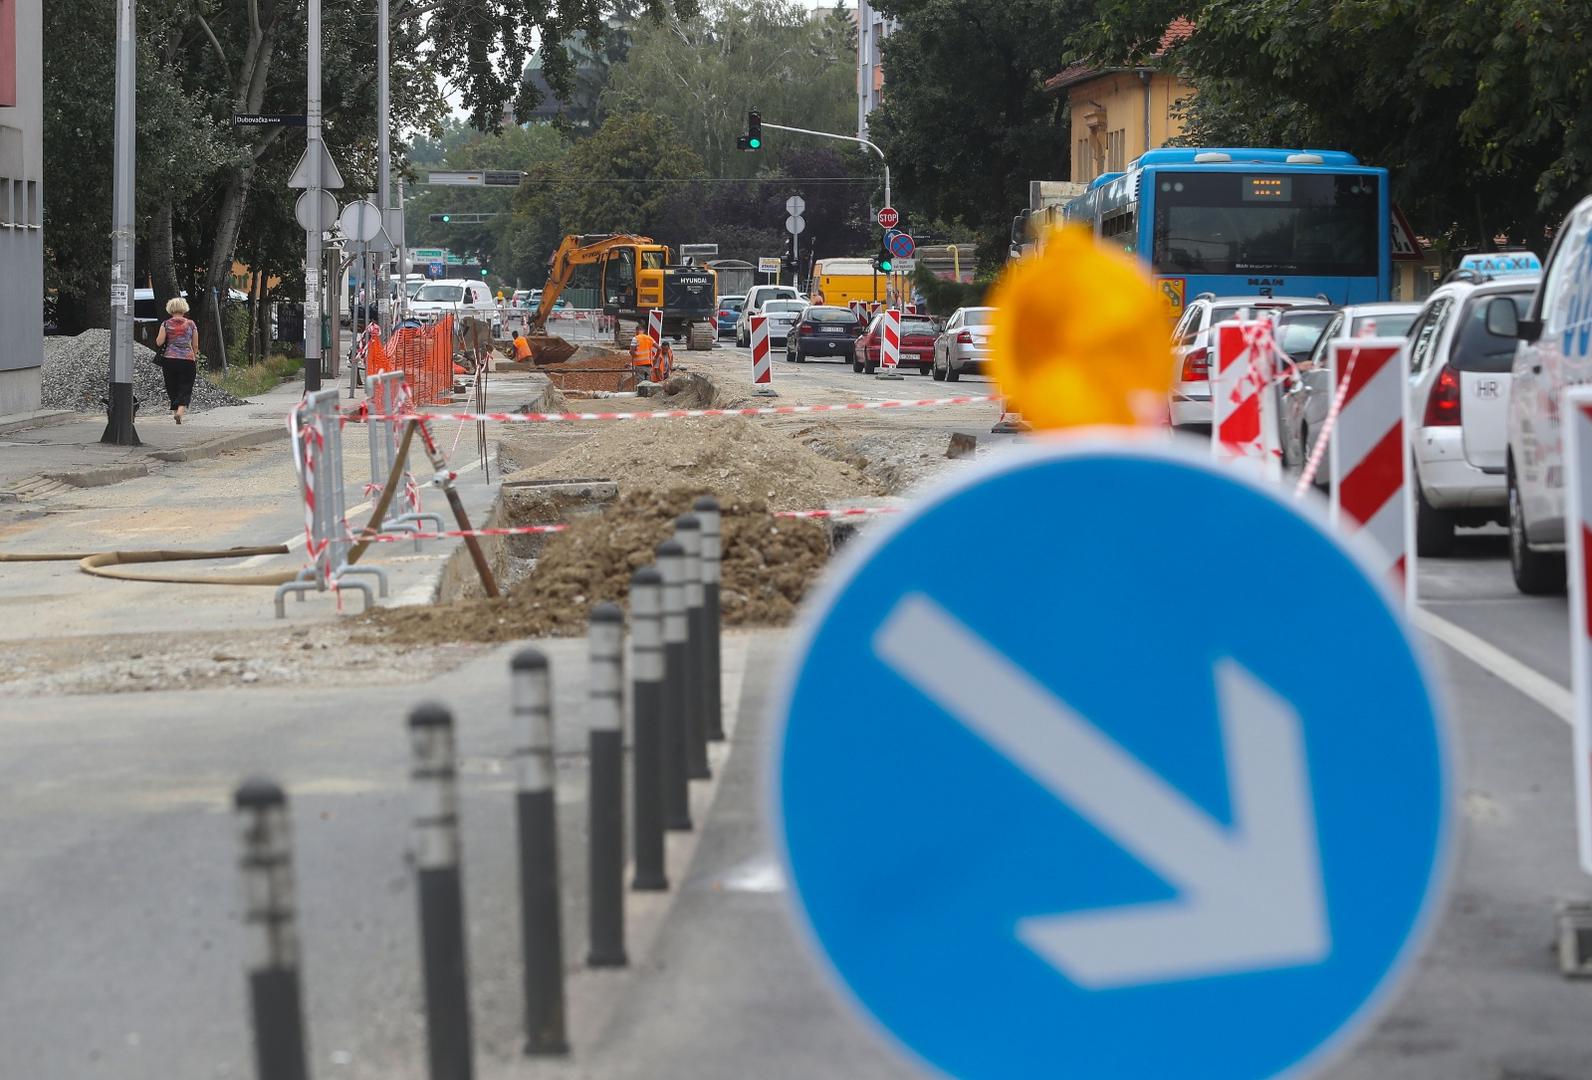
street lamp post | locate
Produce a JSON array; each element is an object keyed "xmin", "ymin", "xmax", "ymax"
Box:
[
  {"xmin": 760, "ymin": 121, "xmax": 891, "ymax": 209},
  {"xmin": 303, "ymin": 0, "xmax": 324, "ymax": 392},
  {"xmin": 101, "ymin": 0, "xmax": 139, "ymax": 445}
]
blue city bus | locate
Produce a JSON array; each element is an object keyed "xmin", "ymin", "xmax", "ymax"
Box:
[{"xmin": 1062, "ymin": 147, "xmax": 1391, "ymax": 320}]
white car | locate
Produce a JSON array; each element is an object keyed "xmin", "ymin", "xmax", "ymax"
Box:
[
  {"xmin": 1169, "ymin": 295, "xmax": 1331, "ymax": 429},
  {"xmin": 410, "ymin": 278, "xmax": 503, "ymax": 336},
  {"xmin": 735, "ymin": 284, "xmax": 804, "ymax": 347},
  {"xmin": 1406, "ymin": 273, "xmax": 1540, "ymax": 555},
  {"xmin": 1509, "ymin": 202, "xmax": 1592, "ymax": 592},
  {"xmin": 758, "ymin": 299, "xmax": 807, "ymax": 347}
]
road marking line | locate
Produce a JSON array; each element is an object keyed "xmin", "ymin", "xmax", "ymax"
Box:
[{"xmin": 1415, "ymin": 608, "xmax": 1572, "ymax": 725}]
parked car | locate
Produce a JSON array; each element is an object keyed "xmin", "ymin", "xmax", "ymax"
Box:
[
  {"xmin": 511, "ymin": 288, "xmax": 533, "ymax": 308},
  {"xmin": 785, "ymin": 305, "xmax": 864, "ymax": 363},
  {"xmin": 1170, "ymin": 295, "xmax": 1332, "ymax": 429},
  {"xmin": 1281, "ymin": 302, "xmax": 1422, "ymax": 478},
  {"xmin": 716, "ymin": 294, "xmax": 746, "ymax": 338},
  {"xmin": 735, "ymin": 284, "xmax": 804, "ymax": 346},
  {"xmin": 759, "ymin": 299, "xmax": 807, "ymax": 347},
  {"xmin": 1405, "ymin": 273, "xmax": 1542, "ymax": 555},
  {"xmin": 410, "ymin": 278, "xmax": 503, "ymax": 337},
  {"xmin": 855, "ymin": 311, "xmax": 940, "ymax": 374},
  {"xmin": 1508, "ymin": 202, "xmax": 1592, "ymax": 591},
  {"xmin": 931, "ymin": 307, "xmax": 996, "ymax": 382}
]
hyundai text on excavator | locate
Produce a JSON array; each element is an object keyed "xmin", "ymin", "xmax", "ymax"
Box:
[{"xmin": 522, "ymin": 234, "xmax": 719, "ymax": 365}]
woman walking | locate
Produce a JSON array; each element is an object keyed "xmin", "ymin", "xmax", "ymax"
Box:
[{"xmin": 155, "ymin": 297, "xmax": 198, "ymax": 423}]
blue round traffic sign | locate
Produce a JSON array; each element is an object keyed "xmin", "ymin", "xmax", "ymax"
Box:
[
  {"xmin": 888, "ymin": 230, "xmax": 916, "ymax": 259},
  {"xmin": 772, "ymin": 439, "xmax": 1451, "ymax": 1080}
]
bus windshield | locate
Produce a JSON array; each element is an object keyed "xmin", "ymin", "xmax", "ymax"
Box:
[{"xmin": 1151, "ymin": 171, "xmax": 1380, "ymax": 278}]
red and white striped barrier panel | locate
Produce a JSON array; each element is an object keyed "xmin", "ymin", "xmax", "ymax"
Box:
[
  {"xmin": 881, "ymin": 307, "xmax": 902, "ymax": 371},
  {"xmin": 1562, "ymin": 385, "xmax": 1592, "ymax": 873},
  {"xmin": 1212, "ymin": 319, "xmax": 1281, "ymax": 479},
  {"xmin": 1326, "ymin": 336, "xmax": 1411, "ymax": 595},
  {"xmin": 351, "ymin": 395, "xmax": 999, "ymax": 425},
  {"xmin": 648, "ymin": 308, "xmax": 664, "ymax": 343},
  {"xmin": 750, "ymin": 314, "xmax": 773, "ymax": 387}
]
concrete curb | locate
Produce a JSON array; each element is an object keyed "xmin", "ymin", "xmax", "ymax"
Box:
[
  {"xmin": 44, "ymin": 463, "xmax": 150, "ymax": 488},
  {"xmin": 0, "ymin": 409, "xmax": 80, "ymax": 437},
  {"xmin": 146, "ymin": 425, "xmax": 287, "ymax": 463}
]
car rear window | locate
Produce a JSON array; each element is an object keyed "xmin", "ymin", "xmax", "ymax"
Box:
[
  {"xmin": 1350, "ymin": 312, "xmax": 1417, "ymax": 338},
  {"xmin": 807, "ymin": 307, "xmax": 860, "ymax": 325},
  {"xmin": 764, "ymin": 301, "xmax": 805, "ymax": 314},
  {"xmin": 721, "ymin": 298, "xmax": 744, "ymax": 311},
  {"xmin": 900, "ymin": 317, "xmax": 937, "ymax": 334},
  {"xmin": 1275, "ymin": 311, "xmax": 1336, "ymax": 358},
  {"xmin": 1450, "ymin": 291, "xmax": 1532, "ymax": 373},
  {"xmin": 964, "ymin": 309, "xmax": 995, "ymax": 326}
]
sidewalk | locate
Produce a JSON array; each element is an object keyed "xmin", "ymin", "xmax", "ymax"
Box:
[{"xmin": 0, "ymin": 378, "xmax": 306, "ymax": 497}]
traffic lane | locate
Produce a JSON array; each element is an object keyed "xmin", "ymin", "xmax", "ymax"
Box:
[
  {"xmin": 0, "ymin": 639, "xmax": 602, "ymax": 1079},
  {"xmin": 1418, "ymin": 529, "xmax": 1571, "ymax": 688},
  {"xmin": 1325, "ymin": 638, "xmax": 1592, "ymax": 1079}
]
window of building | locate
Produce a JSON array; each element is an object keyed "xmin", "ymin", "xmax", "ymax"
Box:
[
  {"xmin": 1107, "ymin": 129, "xmax": 1126, "ymax": 173},
  {"xmin": 0, "ymin": 0, "xmax": 14, "ymax": 107},
  {"xmin": 0, "ymin": 174, "xmax": 11, "ymax": 226}
]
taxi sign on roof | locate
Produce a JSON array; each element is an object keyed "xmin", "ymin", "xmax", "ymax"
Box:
[{"xmin": 1458, "ymin": 251, "xmax": 1542, "ymax": 276}]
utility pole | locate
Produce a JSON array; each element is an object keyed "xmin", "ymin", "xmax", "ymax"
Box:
[
  {"xmin": 375, "ymin": 0, "xmax": 391, "ymax": 332},
  {"xmin": 102, "ymin": 0, "xmax": 139, "ymax": 445},
  {"xmin": 761, "ymin": 121, "xmax": 891, "ymax": 210},
  {"xmin": 303, "ymin": 0, "xmax": 324, "ymax": 391}
]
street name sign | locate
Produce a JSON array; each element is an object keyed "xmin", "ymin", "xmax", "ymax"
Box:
[
  {"xmin": 234, "ymin": 114, "xmax": 307, "ymax": 127},
  {"xmin": 773, "ymin": 439, "xmax": 1451, "ymax": 1080}
]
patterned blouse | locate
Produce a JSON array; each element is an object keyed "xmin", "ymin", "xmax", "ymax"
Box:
[{"xmin": 162, "ymin": 317, "xmax": 197, "ymax": 360}]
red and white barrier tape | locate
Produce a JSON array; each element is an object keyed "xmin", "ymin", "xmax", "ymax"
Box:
[
  {"xmin": 350, "ymin": 395, "xmax": 1000, "ymax": 425},
  {"xmin": 1294, "ymin": 325, "xmax": 1380, "ymax": 496},
  {"xmin": 772, "ymin": 506, "xmax": 904, "ymax": 520}
]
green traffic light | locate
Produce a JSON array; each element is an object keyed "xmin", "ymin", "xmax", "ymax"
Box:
[
  {"xmin": 480, "ymin": 269, "xmax": 489, "ymax": 277},
  {"xmin": 441, "ymin": 214, "xmax": 451, "ymax": 223},
  {"xmin": 748, "ymin": 137, "xmax": 761, "ymax": 149},
  {"xmin": 880, "ymin": 258, "xmax": 893, "ymax": 271}
]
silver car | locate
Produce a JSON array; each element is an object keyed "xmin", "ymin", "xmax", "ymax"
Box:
[
  {"xmin": 1281, "ymin": 302, "xmax": 1422, "ymax": 482},
  {"xmin": 1170, "ymin": 295, "xmax": 1331, "ymax": 429},
  {"xmin": 758, "ymin": 299, "xmax": 807, "ymax": 347},
  {"xmin": 931, "ymin": 306, "xmax": 996, "ymax": 382}
]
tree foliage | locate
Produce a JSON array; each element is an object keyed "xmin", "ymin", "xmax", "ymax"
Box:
[
  {"xmin": 867, "ymin": 0, "xmax": 1076, "ymax": 269},
  {"xmin": 1069, "ymin": 0, "xmax": 1592, "ymax": 252},
  {"xmin": 603, "ymin": 0, "xmax": 856, "ymax": 176}
]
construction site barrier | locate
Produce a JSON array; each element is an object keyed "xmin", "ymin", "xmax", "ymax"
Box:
[
  {"xmin": 386, "ymin": 314, "xmax": 456, "ymax": 406},
  {"xmin": 275, "ymin": 389, "xmax": 389, "ymax": 616},
  {"xmin": 365, "ymin": 372, "xmax": 447, "ymax": 543}
]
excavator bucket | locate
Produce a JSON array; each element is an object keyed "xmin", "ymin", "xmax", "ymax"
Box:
[{"xmin": 525, "ymin": 333, "xmax": 578, "ymax": 366}]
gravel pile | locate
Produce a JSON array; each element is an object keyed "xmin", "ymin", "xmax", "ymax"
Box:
[{"xmin": 42, "ymin": 329, "xmax": 247, "ymax": 413}]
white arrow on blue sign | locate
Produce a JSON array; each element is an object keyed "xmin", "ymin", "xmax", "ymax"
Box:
[{"xmin": 772, "ymin": 440, "xmax": 1451, "ymax": 1080}]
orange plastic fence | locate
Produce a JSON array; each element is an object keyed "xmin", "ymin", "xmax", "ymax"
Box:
[{"xmin": 386, "ymin": 315, "xmax": 454, "ymax": 406}]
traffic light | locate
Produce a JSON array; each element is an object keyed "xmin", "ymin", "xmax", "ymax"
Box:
[
  {"xmin": 479, "ymin": 268, "xmax": 489, "ymax": 277},
  {"xmin": 782, "ymin": 232, "xmax": 795, "ymax": 262},
  {"xmin": 428, "ymin": 213, "xmax": 452, "ymax": 223},
  {"xmin": 876, "ymin": 237, "xmax": 894, "ymax": 273},
  {"xmin": 739, "ymin": 109, "xmax": 762, "ymax": 152}
]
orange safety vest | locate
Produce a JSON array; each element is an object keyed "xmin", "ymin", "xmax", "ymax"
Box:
[
  {"xmin": 512, "ymin": 337, "xmax": 533, "ymax": 362},
  {"xmin": 632, "ymin": 332, "xmax": 657, "ymax": 366}
]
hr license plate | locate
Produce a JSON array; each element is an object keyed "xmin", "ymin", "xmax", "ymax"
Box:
[{"xmin": 823, "ymin": 326, "xmax": 843, "ymax": 334}]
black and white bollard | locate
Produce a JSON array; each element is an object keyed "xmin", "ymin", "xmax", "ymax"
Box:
[
  {"xmin": 674, "ymin": 514, "xmax": 711, "ymax": 781},
  {"xmin": 234, "ymin": 778, "xmax": 311, "ymax": 1080},
  {"xmin": 510, "ymin": 650, "xmax": 569, "ymax": 1055},
  {"xmin": 587, "ymin": 603, "xmax": 628, "ymax": 967},
  {"xmin": 629, "ymin": 567, "xmax": 669, "ymax": 891},
  {"xmin": 409, "ymin": 704, "xmax": 476, "ymax": 1080},
  {"xmin": 693, "ymin": 495, "xmax": 725, "ymax": 742},
  {"xmin": 656, "ymin": 539, "xmax": 692, "ymax": 832}
]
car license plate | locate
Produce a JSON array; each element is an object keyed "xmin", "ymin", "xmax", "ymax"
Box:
[{"xmin": 823, "ymin": 326, "xmax": 843, "ymax": 334}]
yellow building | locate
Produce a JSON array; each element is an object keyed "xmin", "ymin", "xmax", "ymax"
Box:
[{"xmin": 1046, "ymin": 20, "xmax": 1194, "ymax": 184}]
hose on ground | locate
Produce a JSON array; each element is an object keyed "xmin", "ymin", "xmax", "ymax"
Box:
[{"xmin": 0, "ymin": 420, "xmax": 420, "ymax": 587}]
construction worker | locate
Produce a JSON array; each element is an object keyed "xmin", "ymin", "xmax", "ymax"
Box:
[
  {"xmin": 631, "ymin": 327, "xmax": 658, "ymax": 381},
  {"xmin": 511, "ymin": 331, "xmax": 533, "ymax": 363}
]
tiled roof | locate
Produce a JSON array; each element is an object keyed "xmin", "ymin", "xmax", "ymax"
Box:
[{"xmin": 1045, "ymin": 18, "xmax": 1194, "ymax": 91}]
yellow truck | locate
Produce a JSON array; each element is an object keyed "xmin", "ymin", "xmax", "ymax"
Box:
[{"xmin": 811, "ymin": 257, "xmax": 896, "ymax": 308}]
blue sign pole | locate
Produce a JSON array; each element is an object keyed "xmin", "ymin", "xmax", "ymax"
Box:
[{"xmin": 772, "ymin": 439, "xmax": 1451, "ymax": 1080}]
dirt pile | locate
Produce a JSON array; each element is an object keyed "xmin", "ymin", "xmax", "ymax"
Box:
[
  {"xmin": 361, "ymin": 488, "xmax": 830, "ymax": 643},
  {"xmin": 542, "ymin": 347, "xmax": 640, "ymax": 393},
  {"xmin": 498, "ymin": 414, "xmax": 881, "ymax": 509}
]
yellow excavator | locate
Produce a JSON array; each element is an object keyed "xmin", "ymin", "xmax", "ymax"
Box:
[{"xmin": 523, "ymin": 234, "xmax": 719, "ymax": 364}]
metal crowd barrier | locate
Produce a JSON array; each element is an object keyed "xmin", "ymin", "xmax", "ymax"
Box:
[
  {"xmin": 274, "ymin": 388, "xmax": 389, "ymax": 616},
  {"xmin": 366, "ymin": 372, "xmax": 446, "ymax": 545}
]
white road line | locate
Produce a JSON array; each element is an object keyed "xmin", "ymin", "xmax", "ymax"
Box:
[
  {"xmin": 233, "ymin": 454, "xmax": 485, "ymax": 569},
  {"xmin": 1415, "ymin": 608, "xmax": 1573, "ymax": 725}
]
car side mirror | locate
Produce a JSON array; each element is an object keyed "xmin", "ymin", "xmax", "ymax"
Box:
[
  {"xmin": 1485, "ymin": 297, "xmax": 1520, "ymax": 338},
  {"xmin": 1515, "ymin": 314, "xmax": 1543, "ymax": 343}
]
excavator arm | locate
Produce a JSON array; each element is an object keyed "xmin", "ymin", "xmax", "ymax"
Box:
[{"xmin": 530, "ymin": 233, "xmax": 656, "ymax": 335}]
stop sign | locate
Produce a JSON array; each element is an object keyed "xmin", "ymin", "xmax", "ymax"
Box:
[{"xmin": 877, "ymin": 206, "xmax": 900, "ymax": 230}]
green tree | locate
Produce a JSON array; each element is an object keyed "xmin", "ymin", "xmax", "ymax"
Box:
[
  {"xmin": 866, "ymin": 0, "xmax": 1077, "ymax": 269},
  {"xmin": 1070, "ymin": 0, "xmax": 1592, "ymax": 252},
  {"xmin": 602, "ymin": 0, "xmax": 856, "ymax": 176}
]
